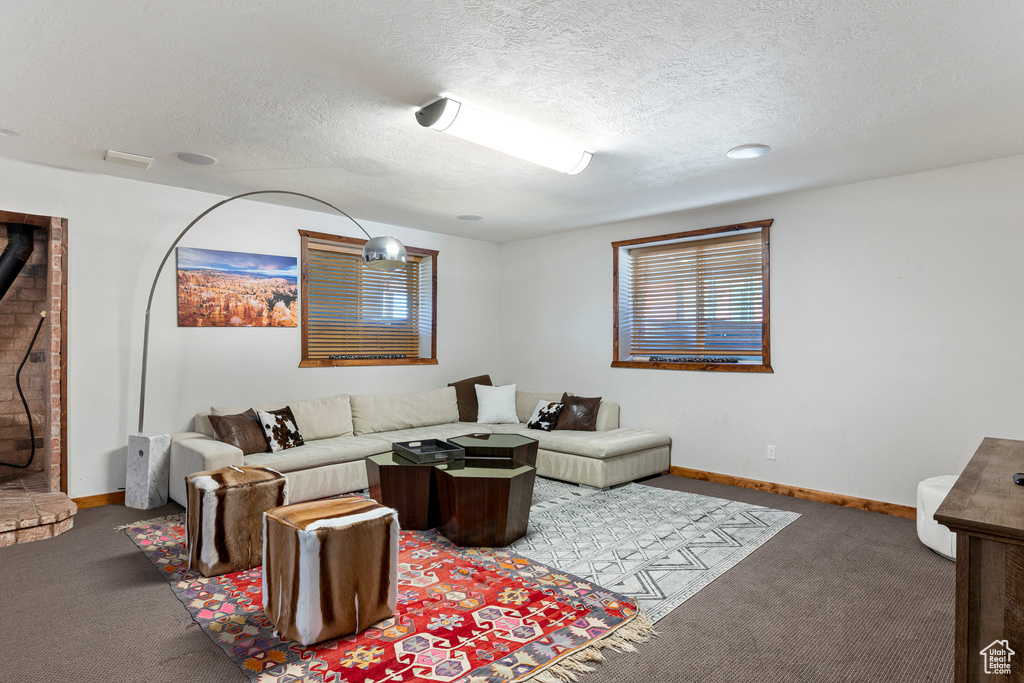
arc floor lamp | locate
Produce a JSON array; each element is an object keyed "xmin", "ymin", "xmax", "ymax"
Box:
[{"xmin": 126, "ymin": 190, "xmax": 407, "ymax": 509}]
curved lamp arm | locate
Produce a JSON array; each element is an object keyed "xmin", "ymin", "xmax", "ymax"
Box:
[{"xmin": 137, "ymin": 190, "xmax": 398, "ymax": 433}]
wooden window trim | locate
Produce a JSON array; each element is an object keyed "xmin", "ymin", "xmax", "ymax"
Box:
[
  {"xmin": 299, "ymin": 229, "xmax": 438, "ymax": 367},
  {"xmin": 611, "ymin": 219, "xmax": 773, "ymax": 373}
]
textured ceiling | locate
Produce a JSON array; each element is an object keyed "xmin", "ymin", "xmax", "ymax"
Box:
[{"xmin": 2, "ymin": 0, "xmax": 1023, "ymax": 242}]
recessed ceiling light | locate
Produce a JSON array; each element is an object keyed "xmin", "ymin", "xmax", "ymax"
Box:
[
  {"xmin": 176, "ymin": 152, "xmax": 218, "ymax": 166},
  {"xmin": 727, "ymin": 144, "xmax": 770, "ymax": 159},
  {"xmin": 0, "ymin": 128, "xmax": 24, "ymax": 137},
  {"xmin": 457, "ymin": 215, "xmax": 483, "ymax": 221}
]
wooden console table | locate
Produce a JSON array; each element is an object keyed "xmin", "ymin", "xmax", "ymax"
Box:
[{"xmin": 935, "ymin": 437, "xmax": 1024, "ymax": 682}]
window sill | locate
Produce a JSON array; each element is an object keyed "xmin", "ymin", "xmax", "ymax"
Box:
[
  {"xmin": 300, "ymin": 358, "xmax": 439, "ymax": 368},
  {"xmin": 611, "ymin": 360, "xmax": 773, "ymax": 373}
]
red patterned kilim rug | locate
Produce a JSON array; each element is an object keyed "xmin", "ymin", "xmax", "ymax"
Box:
[{"xmin": 128, "ymin": 515, "xmax": 653, "ymax": 682}]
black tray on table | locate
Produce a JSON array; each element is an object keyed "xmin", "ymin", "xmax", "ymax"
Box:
[{"xmin": 392, "ymin": 438, "xmax": 465, "ymax": 465}]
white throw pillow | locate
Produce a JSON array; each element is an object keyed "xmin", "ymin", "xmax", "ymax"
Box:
[{"xmin": 475, "ymin": 384, "xmax": 519, "ymax": 424}]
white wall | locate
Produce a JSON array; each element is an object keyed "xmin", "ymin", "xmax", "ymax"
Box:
[
  {"xmin": 4, "ymin": 150, "xmax": 1021, "ymax": 505},
  {"xmin": 0, "ymin": 157, "xmax": 500, "ymax": 498},
  {"xmin": 498, "ymin": 154, "xmax": 1024, "ymax": 507}
]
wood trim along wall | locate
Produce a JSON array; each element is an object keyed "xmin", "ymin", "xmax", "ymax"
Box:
[
  {"xmin": 0, "ymin": 210, "xmax": 51, "ymax": 227},
  {"xmin": 610, "ymin": 218, "xmax": 774, "ymax": 249},
  {"xmin": 72, "ymin": 491, "xmax": 126, "ymax": 509},
  {"xmin": 669, "ymin": 466, "xmax": 917, "ymax": 519},
  {"xmin": 59, "ymin": 218, "xmax": 68, "ymax": 493}
]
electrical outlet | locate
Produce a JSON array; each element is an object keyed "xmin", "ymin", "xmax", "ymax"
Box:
[{"xmin": 767, "ymin": 445, "xmax": 776, "ymax": 460}]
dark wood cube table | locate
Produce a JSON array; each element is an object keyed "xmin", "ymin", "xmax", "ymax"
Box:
[
  {"xmin": 935, "ymin": 437, "xmax": 1024, "ymax": 682},
  {"xmin": 435, "ymin": 458, "xmax": 536, "ymax": 547},
  {"xmin": 366, "ymin": 452, "xmax": 446, "ymax": 530},
  {"xmin": 448, "ymin": 433, "xmax": 539, "ymax": 467}
]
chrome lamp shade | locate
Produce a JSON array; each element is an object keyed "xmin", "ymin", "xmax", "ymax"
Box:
[{"xmin": 362, "ymin": 235, "xmax": 407, "ymax": 269}]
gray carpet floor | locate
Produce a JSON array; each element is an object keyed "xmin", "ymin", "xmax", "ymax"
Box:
[{"xmin": 0, "ymin": 474, "xmax": 954, "ymax": 682}]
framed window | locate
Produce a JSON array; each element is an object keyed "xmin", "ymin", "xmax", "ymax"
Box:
[
  {"xmin": 612, "ymin": 219, "xmax": 772, "ymax": 373},
  {"xmin": 299, "ymin": 230, "xmax": 437, "ymax": 367}
]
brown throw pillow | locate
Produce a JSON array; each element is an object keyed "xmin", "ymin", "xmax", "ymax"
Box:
[
  {"xmin": 554, "ymin": 393, "xmax": 602, "ymax": 431},
  {"xmin": 448, "ymin": 374, "xmax": 493, "ymax": 422},
  {"xmin": 208, "ymin": 409, "xmax": 269, "ymax": 455}
]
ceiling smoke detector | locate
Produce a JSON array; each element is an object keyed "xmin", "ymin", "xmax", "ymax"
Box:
[
  {"xmin": 104, "ymin": 149, "xmax": 153, "ymax": 169},
  {"xmin": 727, "ymin": 144, "xmax": 771, "ymax": 159}
]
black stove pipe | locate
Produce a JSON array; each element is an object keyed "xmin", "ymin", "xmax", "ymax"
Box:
[
  {"xmin": 0, "ymin": 223, "xmax": 41, "ymax": 470},
  {"xmin": 0, "ymin": 223, "xmax": 36, "ymax": 304},
  {"xmin": 0, "ymin": 312, "xmax": 46, "ymax": 469}
]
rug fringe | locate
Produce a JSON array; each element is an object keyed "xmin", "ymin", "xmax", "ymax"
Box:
[
  {"xmin": 114, "ymin": 513, "xmax": 184, "ymax": 532},
  {"xmin": 524, "ymin": 611, "xmax": 657, "ymax": 682}
]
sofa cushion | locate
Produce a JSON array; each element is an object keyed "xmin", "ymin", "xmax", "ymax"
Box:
[
  {"xmin": 212, "ymin": 394, "xmax": 354, "ymax": 440},
  {"xmin": 365, "ymin": 423, "xmax": 489, "ymax": 446},
  {"xmin": 595, "ymin": 401, "xmax": 620, "ymax": 432},
  {"xmin": 286, "ymin": 394, "xmax": 353, "ymax": 440},
  {"xmin": 193, "ymin": 413, "xmax": 216, "ymax": 438},
  {"xmin": 448, "ymin": 374, "xmax": 492, "ymax": 422},
  {"xmin": 350, "ymin": 387, "xmax": 459, "ymax": 436},
  {"xmin": 476, "ymin": 422, "xmax": 531, "ymax": 435},
  {"xmin": 530, "ymin": 428, "xmax": 671, "ymax": 459},
  {"xmin": 243, "ymin": 435, "xmax": 388, "ymax": 472},
  {"xmin": 554, "ymin": 394, "xmax": 601, "ymax": 431},
  {"xmin": 209, "ymin": 409, "xmax": 269, "ymax": 455},
  {"xmin": 515, "ymin": 391, "xmax": 569, "ymax": 424}
]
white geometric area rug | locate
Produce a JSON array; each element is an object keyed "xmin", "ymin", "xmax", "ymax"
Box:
[{"xmin": 517, "ymin": 478, "xmax": 801, "ymax": 623}]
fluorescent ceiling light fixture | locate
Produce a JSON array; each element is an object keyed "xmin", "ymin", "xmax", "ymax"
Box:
[
  {"xmin": 416, "ymin": 98, "xmax": 593, "ymax": 175},
  {"xmin": 727, "ymin": 144, "xmax": 771, "ymax": 159},
  {"xmin": 104, "ymin": 149, "xmax": 153, "ymax": 169}
]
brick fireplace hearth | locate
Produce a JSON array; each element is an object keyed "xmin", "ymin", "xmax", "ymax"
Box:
[{"xmin": 0, "ymin": 211, "xmax": 72, "ymax": 546}]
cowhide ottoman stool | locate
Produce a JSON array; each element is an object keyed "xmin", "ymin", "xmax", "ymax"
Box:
[
  {"xmin": 185, "ymin": 465, "xmax": 288, "ymax": 577},
  {"xmin": 262, "ymin": 497, "xmax": 399, "ymax": 645}
]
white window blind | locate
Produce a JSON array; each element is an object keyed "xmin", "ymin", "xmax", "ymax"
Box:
[
  {"xmin": 301, "ymin": 233, "xmax": 437, "ymax": 365},
  {"xmin": 613, "ymin": 221, "xmax": 771, "ymax": 372}
]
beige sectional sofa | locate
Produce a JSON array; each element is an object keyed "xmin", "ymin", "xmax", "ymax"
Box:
[{"xmin": 168, "ymin": 386, "xmax": 671, "ymax": 506}]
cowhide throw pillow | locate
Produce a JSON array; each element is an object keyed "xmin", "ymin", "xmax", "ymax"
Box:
[
  {"xmin": 527, "ymin": 399, "xmax": 563, "ymax": 431},
  {"xmin": 256, "ymin": 407, "xmax": 304, "ymax": 453}
]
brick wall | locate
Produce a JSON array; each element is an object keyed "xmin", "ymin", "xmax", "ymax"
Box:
[
  {"xmin": 0, "ymin": 228, "xmax": 48, "ymax": 479},
  {"xmin": 45, "ymin": 220, "xmax": 65, "ymax": 492}
]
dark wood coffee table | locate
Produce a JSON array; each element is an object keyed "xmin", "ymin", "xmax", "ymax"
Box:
[
  {"xmin": 366, "ymin": 452, "xmax": 445, "ymax": 530},
  {"xmin": 448, "ymin": 433, "xmax": 539, "ymax": 467},
  {"xmin": 435, "ymin": 457, "xmax": 536, "ymax": 547}
]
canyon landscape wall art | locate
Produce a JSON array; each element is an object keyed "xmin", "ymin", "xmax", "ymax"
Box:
[{"xmin": 176, "ymin": 247, "xmax": 299, "ymax": 327}]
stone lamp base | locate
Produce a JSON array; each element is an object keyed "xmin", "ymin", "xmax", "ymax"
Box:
[{"xmin": 126, "ymin": 433, "xmax": 171, "ymax": 509}]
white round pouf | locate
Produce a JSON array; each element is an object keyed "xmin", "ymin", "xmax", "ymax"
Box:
[{"xmin": 917, "ymin": 475, "xmax": 959, "ymax": 560}]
